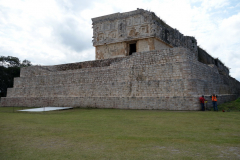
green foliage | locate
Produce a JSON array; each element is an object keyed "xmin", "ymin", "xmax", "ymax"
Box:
[
  {"xmin": 218, "ymin": 98, "xmax": 240, "ymax": 111},
  {"xmin": 0, "ymin": 108, "xmax": 239, "ymax": 159},
  {"xmin": 0, "ymin": 56, "xmax": 32, "ymax": 97},
  {"xmin": 0, "ymin": 56, "xmax": 20, "ymax": 67},
  {"xmin": 21, "ymin": 59, "xmax": 32, "ymax": 67},
  {"xmin": 235, "ymin": 98, "xmax": 240, "ymax": 102}
]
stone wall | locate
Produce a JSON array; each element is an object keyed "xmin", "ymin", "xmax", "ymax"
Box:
[
  {"xmin": 96, "ymin": 42, "xmax": 127, "ymax": 59},
  {"xmin": 2, "ymin": 95, "xmax": 238, "ymax": 110},
  {"xmin": 154, "ymin": 38, "xmax": 172, "ymax": 50},
  {"xmin": 198, "ymin": 47, "xmax": 229, "ymax": 76},
  {"xmin": 95, "ymin": 38, "xmax": 172, "ymax": 60},
  {"xmin": 20, "ymin": 57, "xmax": 126, "ymax": 77},
  {"xmin": 2, "ymin": 47, "xmax": 240, "ymax": 110}
]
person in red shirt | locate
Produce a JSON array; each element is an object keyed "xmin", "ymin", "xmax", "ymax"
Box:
[{"xmin": 199, "ymin": 95, "xmax": 205, "ymax": 111}]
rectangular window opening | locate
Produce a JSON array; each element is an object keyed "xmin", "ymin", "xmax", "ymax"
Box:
[{"xmin": 129, "ymin": 43, "xmax": 136, "ymax": 55}]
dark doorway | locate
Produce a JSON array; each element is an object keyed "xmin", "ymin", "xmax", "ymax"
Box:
[
  {"xmin": 129, "ymin": 43, "xmax": 136, "ymax": 55},
  {"xmin": 165, "ymin": 29, "xmax": 169, "ymax": 43}
]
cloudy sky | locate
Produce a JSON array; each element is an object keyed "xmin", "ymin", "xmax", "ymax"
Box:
[{"xmin": 0, "ymin": 0, "xmax": 240, "ymax": 80}]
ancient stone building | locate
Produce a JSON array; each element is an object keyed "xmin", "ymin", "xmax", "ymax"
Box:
[
  {"xmin": 1, "ymin": 9, "xmax": 240, "ymax": 110},
  {"xmin": 92, "ymin": 9, "xmax": 197, "ymax": 60}
]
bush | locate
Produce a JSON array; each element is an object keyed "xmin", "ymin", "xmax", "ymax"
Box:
[{"xmin": 218, "ymin": 98, "xmax": 240, "ymax": 112}]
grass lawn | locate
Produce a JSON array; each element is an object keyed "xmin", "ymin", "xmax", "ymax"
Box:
[{"xmin": 0, "ymin": 104, "xmax": 240, "ymax": 159}]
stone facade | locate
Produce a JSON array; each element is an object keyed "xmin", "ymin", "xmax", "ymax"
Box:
[
  {"xmin": 1, "ymin": 9, "xmax": 240, "ymax": 110},
  {"xmin": 92, "ymin": 9, "xmax": 197, "ymax": 60}
]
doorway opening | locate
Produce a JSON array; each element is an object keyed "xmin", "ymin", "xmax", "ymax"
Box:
[
  {"xmin": 129, "ymin": 43, "xmax": 136, "ymax": 55},
  {"xmin": 165, "ymin": 29, "xmax": 169, "ymax": 43}
]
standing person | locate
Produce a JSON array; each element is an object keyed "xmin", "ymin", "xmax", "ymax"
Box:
[
  {"xmin": 199, "ymin": 95, "xmax": 205, "ymax": 111},
  {"xmin": 210, "ymin": 94, "xmax": 218, "ymax": 111}
]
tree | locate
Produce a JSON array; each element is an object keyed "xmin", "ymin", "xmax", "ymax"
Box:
[
  {"xmin": 21, "ymin": 59, "xmax": 32, "ymax": 67},
  {"xmin": 0, "ymin": 56, "xmax": 32, "ymax": 97}
]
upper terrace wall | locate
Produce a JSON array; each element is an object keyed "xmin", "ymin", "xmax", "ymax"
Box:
[
  {"xmin": 8, "ymin": 48, "xmax": 240, "ymax": 100},
  {"xmin": 186, "ymin": 61, "xmax": 240, "ymax": 96},
  {"xmin": 198, "ymin": 47, "xmax": 229, "ymax": 75},
  {"xmin": 11, "ymin": 48, "xmax": 199, "ymax": 98},
  {"xmin": 2, "ymin": 47, "xmax": 240, "ymax": 109},
  {"xmin": 11, "ymin": 47, "xmax": 240, "ymax": 98},
  {"xmin": 18, "ymin": 48, "xmax": 197, "ymax": 86},
  {"xmin": 20, "ymin": 57, "xmax": 125, "ymax": 77},
  {"xmin": 15, "ymin": 48, "xmax": 237, "ymax": 99}
]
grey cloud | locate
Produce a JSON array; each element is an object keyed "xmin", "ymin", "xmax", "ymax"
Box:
[
  {"xmin": 56, "ymin": 0, "xmax": 96, "ymax": 12},
  {"xmin": 52, "ymin": 17, "xmax": 92, "ymax": 52},
  {"xmin": 0, "ymin": 5, "xmax": 9, "ymax": 20},
  {"xmin": 0, "ymin": 6, "xmax": 22, "ymax": 31},
  {"xmin": 0, "ymin": 47, "xmax": 34, "ymax": 64},
  {"xmin": 0, "ymin": 47, "xmax": 17, "ymax": 57}
]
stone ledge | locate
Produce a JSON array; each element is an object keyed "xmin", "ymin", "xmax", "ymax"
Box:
[{"xmin": 1, "ymin": 95, "xmax": 238, "ymax": 110}]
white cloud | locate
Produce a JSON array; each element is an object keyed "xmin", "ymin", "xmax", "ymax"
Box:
[{"xmin": 207, "ymin": 12, "xmax": 240, "ymax": 80}]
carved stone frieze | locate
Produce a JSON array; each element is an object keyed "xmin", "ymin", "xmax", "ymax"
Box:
[{"xmin": 92, "ymin": 8, "xmax": 198, "ymax": 53}]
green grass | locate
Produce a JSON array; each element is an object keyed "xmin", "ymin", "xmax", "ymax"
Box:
[
  {"xmin": 218, "ymin": 98, "xmax": 240, "ymax": 112},
  {"xmin": 0, "ymin": 107, "xmax": 239, "ymax": 160}
]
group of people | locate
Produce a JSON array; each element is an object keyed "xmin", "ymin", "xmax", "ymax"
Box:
[{"xmin": 199, "ymin": 94, "xmax": 218, "ymax": 111}]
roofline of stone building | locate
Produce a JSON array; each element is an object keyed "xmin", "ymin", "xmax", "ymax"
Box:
[
  {"xmin": 91, "ymin": 8, "xmax": 174, "ymax": 30},
  {"xmin": 92, "ymin": 8, "xmax": 147, "ymax": 24}
]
